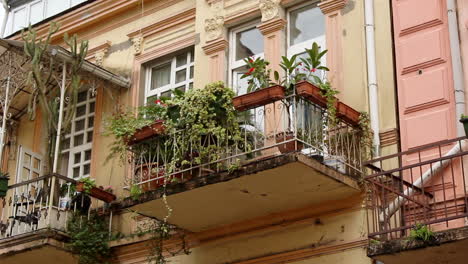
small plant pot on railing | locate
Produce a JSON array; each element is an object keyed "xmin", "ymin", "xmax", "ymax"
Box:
[
  {"xmin": 135, "ymin": 164, "xmax": 193, "ymax": 192},
  {"xmin": 233, "ymin": 85, "xmax": 286, "ymax": 111},
  {"xmin": 126, "ymin": 120, "xmax": 166, "ymax": 146},
  {"xmin": 460, "ymin": 116, "xmax": 468, "ymax": 137},
  {"xmin": 0, "ymin": 175, "xmax": 9, "ymax": 197},
  {"xmin": 295, "ymin": 81, "xmax": 328, "ymax": 108},
  {"xmin": 76, "ymin": 182, "xmax": 116, "ymax": 203},
  {"xmin": 336, "ymin": 102, "xmax": 360, "ymax": 126},
  {"xmin": 275, "ymin": 132, "xmax": 303, "ymax": 154}
]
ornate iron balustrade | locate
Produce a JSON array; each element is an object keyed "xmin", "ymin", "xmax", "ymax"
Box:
[
  {"xmin": 365, "ymin": 137, "xmax": 468, "ymax": 240},
  {"xmin": 0, "ymin": 173, "xmax": 112, "ymax": 239},
  {"xmin": 128, "ymin": 94, "xmax": 368, "ymax": 192}
]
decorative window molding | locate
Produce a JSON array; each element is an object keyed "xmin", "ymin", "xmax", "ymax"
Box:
[
  {"xmin": 318, "ymin": 0, "xmax": 348, "ymax": 14},
  {"xmin": 202, "ymin": 39, "xmax": 229, "ymax": 55},
  {"xmin": 257, "ymin": 17, "xmax": 286, "ymax": 36},
  {"xmin": 86, "ymin": 41, "xmax": 111, "ymax": 66}
]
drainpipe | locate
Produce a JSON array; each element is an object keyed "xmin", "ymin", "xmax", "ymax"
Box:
[
  {"xmin": 0, "ymin": 0, "xmax": 9, "ymax": 38},
  {"xmin": 364, "ymin": 0, "xmax": 381, "ymax": 156},
  {"xmin": 447, "ymin": 0, "xmax": 466, "ymax": 136}
]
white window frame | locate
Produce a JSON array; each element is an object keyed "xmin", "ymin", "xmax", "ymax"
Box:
[
  {"xmin": 144, "ymin": 50, "xmax": 194, "ymax": 103},
  {"xmin": 16, "ymin": 146, "xmax": 43, "ymax": 194},
  {"xmin": 228, "ymin": 21, "xmax": 264, "ymax": 95},
  {"xmin": 61, "ymin": 90, "xmax": 95, "ymax": 179},
  {"xmin": 286, "ymin": 1, "xmax": 326, "ymax": 58}
]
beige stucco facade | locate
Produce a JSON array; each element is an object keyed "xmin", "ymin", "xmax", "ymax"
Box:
[{"xmin": 0, "ymin": 0, "xmax": 399, "ymax": 263}]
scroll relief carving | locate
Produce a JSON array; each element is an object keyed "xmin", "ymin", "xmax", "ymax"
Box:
[
  {"xmin": 259, "ymin": 0, "xmax": 281, "ymax": 22},
  {"xmin": 204, "ymin": 16, "xmax": 224, "ymax": 42}
]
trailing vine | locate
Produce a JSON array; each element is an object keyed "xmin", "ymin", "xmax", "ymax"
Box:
[{"xmin": 67, "ymin": 212, "xmax": 111, "ymax": 264}]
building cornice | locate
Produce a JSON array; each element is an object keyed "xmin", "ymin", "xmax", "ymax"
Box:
[
  {"xmin": 127, "ymin": 8, "xmax": 196, "ymax": 39},
  {"xmin": 257, "ymin": 18, "xmax": 287, "ymax": 35},
  {"xmin": 318, "ymin": 0, "xmax": 348, "ymax": 14},
  {"xmin": 202, "ymin": 38, "xmax": 229, "ymax": 55}
]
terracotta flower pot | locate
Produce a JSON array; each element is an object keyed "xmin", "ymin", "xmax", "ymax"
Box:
[
  {"xmin": 295, "ymin": 81, "xmax": 328, "ymax": 108},
  {"xmin": 76, "ymin": 182, "xmax": 116, "ymax": 203},
  {"xmin": 126, "ymin": 120, "xmax": 165, "ymax": 146},
  {"xmin": 336, "ymin": 102, "xmax": 360, "ymax": 126},
  {"xmin": 135, "ymin": 164, "xmax": 193, "ymax": 192},
  {"xmin": 233, "ymin": 85, "xmax": 285, "ymax": 111},
  {"xmin": 275, "ymin": 132, "xmax": 303, "ymax": 153}
]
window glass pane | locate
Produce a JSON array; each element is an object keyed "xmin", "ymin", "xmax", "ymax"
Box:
[
  {"xmin": 12, "ymin": 8, "xmax": 27, "ymax": 32},
  {"xmin": 30, "ymin": 1, "xmax": 44, "ymax": 25},
  {"xmin": 74, "ymin": 153, "xmax": 81, "ymax": 164},
  {"xmin": 76, "ymin": 105, "xmax": 86, "ymax": 117},
  {"xmin": 74, "ymin": 134, "xmax": 84, "ymax": 147},
  {"xmin": 33, "ymin": 158, "xmax": 41, "ymax": 170},
  {"xmin": 233, "ymin": 66, "xmax": 249, "ymax": 95},
  {"xmin": 289, "ymin": 5, "xmax": 325, "ymax": 46},
  {"xmin": 83, "ymin": 164, "xmax": 90, "ymax": 175},
  {"xmin": 23, "ymin": 153, "xmax": 31, "ymax": 166},
  {"xmin": 84, "ymin": 150, "xmax": 92, "ymax": 161},
  {"xmin": 175, "ymin": 86, "xmax": 185, "ymax": 93},
  {"xmin": 46, "ymin": 0, "xmax": 69, "ymax": 17},
  {"xmin": 73, "ymin": 167, "xmax": 80, "ymax": 178},
  {"xmin": 151, "ymin": 63, "xmax": 171, "ymax": 90},
  {"xmin": 88, "ymin": 116, "xmax": 94, "ymax": 129},
  {"xmin": 176, "ymin": 53, "xmax": 187, "ymax": 67},
  {"xmin": 89, "ymin": 102, "xmax": 95, "ymax": 113},
  {"xmin": 62, "ymin": 138, "xmax": 70, "ymax": 150},
  {"xmin": 190, "ymin": 51, "xmax": 195, "ymax": 63},
  {"xmin": 22, "ymin": 168, "xmax": 30, "ymax": 181},
  {"xmin": 235, "ymin": 27, "xmax": 263, "ymax": 61},
  {"xmin": 161, "ymin": 90, "xmax": 172, "ymax": 98},
  {"xmin": 60, "ymin": 152, "xmax": 69, "ymax": 176},
  {"xmin": 146, "ymin": 95, "xmax": 158, "ymax": 105},
  {"xmin": 190, "ymin": 66, "xmax": 194, "ymax": 79},
  {"xmin": 78, "ymin": 91, "xmax": 87, "ymax": 102},
  {"xmin": 189, "ymin": 83, "xmax": 193, "ymax": 90},
  {"xmin": 175, "ymin": 69, "xmax": 186, "ymax": 83},
  {"xmin": 87, "ymin": 131, "xmax": 93, "ymax": 143},
  {"xmin": 75, "ymin": 119, "xmax": 85, "ymax": 131}
]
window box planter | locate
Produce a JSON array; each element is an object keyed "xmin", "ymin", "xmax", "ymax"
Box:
[
  {"xmin": 460, "ymin": 117, "xmax": 468, "ymax": 137},
  {"xmin": 295, "ymin": 81, "xmax": 328, "ymax": 108},
  {"xmin": 233, "ymin": 85, "xmax": 285, "ymax": 111},
  {"xmin": 275, "ymin": 132, "xmax": 303, "ymax": 154},
  {"xmin": 126, "ymin": 120, "xmax": 165, "ymax": 146},
  {"xmin": 0, "ymin": 175, "xmax": 8, "ymax": 197},
  {"xmin": 76, "ymin": 182, "xmax": 116, "ymax": 203},
  {"xmin": 336, "ymin": 102, "xmax": 360, "ymax": 126}
]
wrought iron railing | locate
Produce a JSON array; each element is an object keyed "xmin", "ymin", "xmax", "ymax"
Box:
[
  {"xmin": 0, "ymin": 174, "xmax": 112, "ymax": 239},
  {"xmin": 128, "ymin": 93, "xmax": 368, "ymax": 191},
  {"xmin": 365, "ymin": 137, "xmax": 468, "ymax": 240}
]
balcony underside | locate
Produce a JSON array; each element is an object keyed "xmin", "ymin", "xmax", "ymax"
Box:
[
  {"xmin": 369, "ymin": 226, "xmax": 468, "ymax": 264},
  {"xmin": 0, "ymin": 229, "xmax": 75, "ymax": 263},
  {"xmin": 118, "ymin": 153, "xmax": 361, "ymax": 232}
]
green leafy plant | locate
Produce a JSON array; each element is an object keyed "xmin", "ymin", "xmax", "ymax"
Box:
[
  {"xmin": 409, "ymin": 223, "xmax": 435, "ymax": 242},
  {"xmin": 300, "ymin": 42, "xmax": 330, "ymax": 78},
  {"xmin": 78, "ymin": 177, "xmax": 96, "ymax": 194},
  {"xmin": 241, "ymin": 57, "xmax": 273, "ymax": 93},
  {"xmin": 67, "ymin": 212, "xmax": 111, "ymax": 264},
  {"xmin": 460, "ymin": 114, "xmax": 468, "ymax": 119},
  {"xmin": 274, "ymin": 54, "xmax": 306, "ymax": 94},
  {"xmin": 130, "ymin": 184, "xmax": 142, "ymax": 200}
]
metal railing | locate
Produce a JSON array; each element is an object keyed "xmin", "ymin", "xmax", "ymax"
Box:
[
  {"xmin": 129, "ymin": 94, "xmax": 368, "ymax": 191},
  {"xmin": 0, "ymin": 174, "xmax": 112, "ymax": 239},
  {"xmin": 365, "ymin": 137, "xmax": 468, "ymax": 240}
]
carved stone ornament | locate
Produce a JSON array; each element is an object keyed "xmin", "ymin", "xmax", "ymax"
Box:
[
  {"xmin": 259, "ymin": 0, "xmax": 281, "ymax": 22},
  {"xmin": 131, "ymin": 36, "xmax": 143, "ymax": 55},
  {"xmin": 94, "ymin": 49, "xmax": 108, "ymax": 66},
  {"xmin": 204, "ymin": 16, "xmax": 224, "ymax": 42}
]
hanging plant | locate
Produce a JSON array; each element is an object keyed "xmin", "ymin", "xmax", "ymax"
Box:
[{"xmin": 67, "ymin": 212, "xmax": 111, "ymax": 264}]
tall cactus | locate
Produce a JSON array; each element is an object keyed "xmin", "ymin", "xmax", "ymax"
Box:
[{"xmin": 22, "ymin": 22, "xmax": 88, "ymax": 173}]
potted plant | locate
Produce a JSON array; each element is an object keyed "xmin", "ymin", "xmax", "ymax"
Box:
[
  {"xmin": 460, "ymin": 114, "xmax": 468, "ymax": 137},
  {"xmin": 0, "ymin": 172, "xmax": 9, "ymax": 198},
  {"xmin": 76, "ymin": 178, "xmax": 116, "ymax": 203},
  {"xmin": 233, "ymin": 57, "xmax": 285, "ymax": 111},
  {"xmin": 336, "ymin": 101, "xmax": 361, "ymax": 126}
]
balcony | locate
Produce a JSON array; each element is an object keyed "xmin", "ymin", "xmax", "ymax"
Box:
[
  {"xmin": 0, "ymin": 174, "xmax": 112, "ymax": 261},
  {"xmin": 118, "ymin": 87, "xmax": 368, "ymax": 232},
  {"xmin": 365, "ymin": 137, "xmax": 468, "ymax": 264}
]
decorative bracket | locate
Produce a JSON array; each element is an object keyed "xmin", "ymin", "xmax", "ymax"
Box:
[
  {"xmin": 205, "ymin": 16, "xmax": 225, "ymax": 42},
  {"xmin": 259, "ymin": 0, "xmax": 281, "ymax": 22},
  {"xmin": 130, "ymin": 36, "xmax": 144, "ymax": 55}
]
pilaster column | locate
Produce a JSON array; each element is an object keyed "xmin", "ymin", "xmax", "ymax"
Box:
[
  {"xmin": 257, "ymin": 18, "xmax": 287, "ymax": 76},
  {"xmin": 202, "ymin": 16, "xmax": 229, "ymax": 82},
  {"xmin": 319, "ymin": 0, "xmax": 347, "ymax": 93},
  {"xmin": 202, "ymin": 38, "xmax": 229, "ymax": 82}
]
